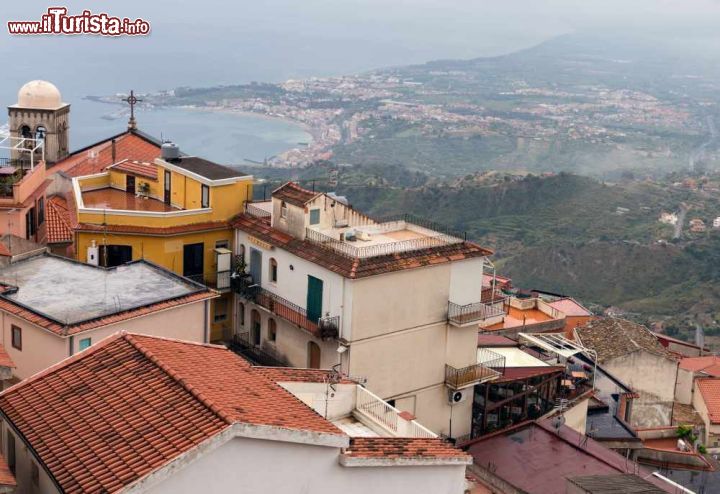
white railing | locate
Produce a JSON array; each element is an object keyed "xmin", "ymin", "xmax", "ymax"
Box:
[{"xmin": 355, "ymin": 386, "xmax": 436, "ymax": 438}]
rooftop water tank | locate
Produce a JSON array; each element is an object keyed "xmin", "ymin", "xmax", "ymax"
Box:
[{"xmin": 161, "ymin": 142, "xmax": 180, "ymax": 161}]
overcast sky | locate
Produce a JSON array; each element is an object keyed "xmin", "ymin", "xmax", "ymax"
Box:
[{"xmin": 3, "ymin": 0, "xmax": 720, "ymax": 92}]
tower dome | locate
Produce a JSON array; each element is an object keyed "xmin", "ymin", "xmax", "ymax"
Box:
[{"xmin": 17, "ymin": 80, "xmax": 63, "ymax": 109}]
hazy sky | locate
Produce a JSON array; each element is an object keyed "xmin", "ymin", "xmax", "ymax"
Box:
[{"xmin": 3, "ymin": 0, "xmax": 720, "ymax": 93}]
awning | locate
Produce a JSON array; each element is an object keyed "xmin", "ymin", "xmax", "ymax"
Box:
[{"xmin": 518, "ymin": 333, "xmax": 592, "ymax": 359}]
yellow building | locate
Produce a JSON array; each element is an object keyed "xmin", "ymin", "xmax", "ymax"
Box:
[{"xmin": 71, "ymin": 146, "xmax": 253, "ymax": 341}]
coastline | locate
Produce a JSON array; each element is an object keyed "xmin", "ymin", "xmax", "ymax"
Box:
[{"xmin": 175, "ymin": 105, "xmax": 318, "ymax": 142}]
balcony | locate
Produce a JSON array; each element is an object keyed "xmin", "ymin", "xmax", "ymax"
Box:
[
  {"xmin": 232, "ymin": 276, "xmax": 339, "ymax": 340},
  {"xmin": 354, "ymin": 386, "xmax": 436, "ymax": 438},
  {"xmin": 445, "ymin": 348, "xmax": 505, "ymax": 390},
  {"xmin": 448, "ymin": 299, "xmax": 505, "ymax": 327}
]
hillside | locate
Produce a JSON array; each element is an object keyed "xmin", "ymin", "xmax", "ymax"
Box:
[{"xmin": 327, "ymin": 173, "xmax": 720, "ymax": 342}]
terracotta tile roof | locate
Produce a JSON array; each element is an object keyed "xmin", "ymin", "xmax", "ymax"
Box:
[
  {"xmin": 344, "ymin": 437, "xmax": 469, "ymax": 461},
  {"xmin": 696, "ymin": 378, "xmax": 720, "ymax": 423},
  {"xmin": 0, "ymin": 454, "xmax": 15, "ymax": 487},
  {"xmin": 109, "ymin": 159, "xmax": 158, "ymax": 180},
  {"xmin": 51, "ymin": 130, "xmax": 161, "ymax": 178},
  {"xmin": 679, "ymin": 356, "xmax": 720, "ymax": 376},
  {"xmin": 254, "ymin": 366, "xmax": 356, "ymax": 385},
  {"xmin": 0, "ymin": 333, "xmax": 344, "ymax": 494},
  {"xmin": 672, "ymin": 402, "xmax": 705, "ymax": 427},
  {"xmin": 75, "ymin": 220, "xmax": 230, "ymax": 236},
  {"xmin": 0, "ymin": 345, "xmax": 15, "ymax": 369},
  {"xmin": 272, "ymin": 182, "xmax": 320, "ymax": 207},
  {"xmin": 0, "ymin": 289, "xmax": 216, "ymax": 337},
  {"xmin": 232, "ymin": 213, "xmax": 492, "ymax": 279},
  {"xmin": 45, "ymin": 195, "xmax": 73, "ymax": 244},
  {"xmin": 575, "ymin": 318, "xmax": 673, "ymax": 363}
]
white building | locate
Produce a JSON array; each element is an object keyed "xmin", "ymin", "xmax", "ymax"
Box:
[
  {"xmin": 232, "ymin": 182, "xmax": 501, "ymax": 439},
  {"xmin": 0, "ymin": 332, "xmax": 470, "ymax": 494}
]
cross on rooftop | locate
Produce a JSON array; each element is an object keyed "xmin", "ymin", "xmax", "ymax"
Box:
[{"xmin": 122, "ymin": 90, "xmax": 143, "ymax": 130}]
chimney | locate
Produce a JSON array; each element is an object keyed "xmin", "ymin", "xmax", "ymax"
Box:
[{"xmin": 111, "ymin": 139, "xmax": 117, "ymax": 164}]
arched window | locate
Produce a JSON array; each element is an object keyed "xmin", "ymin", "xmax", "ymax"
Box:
[
  {"xmin": 250, "ymin": 309, "xmax": 261, "ymax": 346},
  {"xmin": 238, "ymin": 244, "xmax": 246, "ymax": 264},
  {"xmin": 20, "ymin": 125, "xmax": 32, "ymax": 139},
  {"xmin": 35, "ymin": 126, "xmax": 46, "ymax": 143},
  {"xmin": 307, "ymin": 341, "xmax": 321, "ymax": 369},
  {"xmin": 268, "ymin": 318, "xmax": 277, "ymax": 342},
  {"xmin": 238, "ymin": 302, "xmax": 245, "ymax": 327},
  {"xmin": 269, "ymin": 257, "xmax": 278, "ymax": 283}
]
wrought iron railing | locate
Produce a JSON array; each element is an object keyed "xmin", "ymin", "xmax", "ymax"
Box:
[
  {"xmin": 445, "ymin": 349, "xmax": 505, "ymax": 389},
  {"xmin": 355, "ymin": 386, "xmax": 436, "ymax": 438},
  {"xmin": 305, "ymin": 227, "xmax": 463, "ymax": 259},
  {"xmin": 245, "ymin": 202, "xmax": 271, "ymax": 219},
  {"xmin": 447, "ymin": 299, "xmax": 505, "ymax": 325},
  {"xmin": 229, "ymin": 332, "xmax": 289, "ymax": 367},
  {"xmin": 232, "ymin": 277, "xmax": 339, "ymax": 340}
]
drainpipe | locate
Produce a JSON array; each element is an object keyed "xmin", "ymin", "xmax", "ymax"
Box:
[{"xmin": 204, "ymin": 300, "xmax": 209, "ymax": 343}]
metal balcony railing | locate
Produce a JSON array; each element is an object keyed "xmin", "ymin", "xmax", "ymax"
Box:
[
  {"xmin": 445, "ymin": 348, "xmax": 505, "ymax": 390},
  {"xmin": 448, "ymin": 299, "xmax": 505, "ymax": 326},
  {"xmin": 232, "ymin": 277, "xmax": 339, "ymax": 340}
]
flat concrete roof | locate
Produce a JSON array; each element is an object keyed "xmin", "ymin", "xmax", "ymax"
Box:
[
  {"xmin": 0, "ymin": 255, "xmax": 203, "ymax": 325},
  {"xmin": 482, "ymin": 347, "xmax": 549, "ymax": 368}
]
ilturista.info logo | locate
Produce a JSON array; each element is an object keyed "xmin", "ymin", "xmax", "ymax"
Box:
[{"xmin": 7, "ymin": 7, "xmax": 150, "ymax": 36}]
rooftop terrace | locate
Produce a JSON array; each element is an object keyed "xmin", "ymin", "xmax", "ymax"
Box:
[
  {"xmin": 81, "ymin": 188, "xmax": 177, "ymax": 213},
  {"xmin": 0, "ymin": 255, "xmax": 204, "ymax": 325}
]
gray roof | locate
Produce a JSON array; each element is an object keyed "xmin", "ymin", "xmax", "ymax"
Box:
[
  {"xmin": 172, "ymin": 157, "xmax": 247, "ymax": 181},
  {"xmin": 575, "ymin": 318, "xmax": 673, "ymax": 363},
  {"xmin": 0, "ymin": 255, "xmax": 204, "ymax": 325}
]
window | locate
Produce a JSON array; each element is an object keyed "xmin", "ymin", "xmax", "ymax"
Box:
[
  {"xmin": 280, "ymin": 201, "xmax": 288, "ymax": 219},
  {"xmin": 31, "ymin": 461, "xmax": 39, "ymax": 486},
  {"xmin": 11, "ymin": 325, "xmax": 21, "ymax": 351},
  {"xmin": 6, "ymin": 433, "xmax": 15, "ymax": 474},
  {"xmin": 201, "ymin": 184, "xmax": 210, "ymax": 208},
  {"xmin": 238, "ymin": 302, "xmax": 245, "ymax": 327},
  {"xmin": 214, "ymin": 298, "xmax": 228, "ymax": 323},
  {"xmin": 37, "ymin": 197, "xmax": 45, "ymax": 225},
  {"xmin": 268, "ymin": 318, "xmax": 277, "ymax": 342},
  {"xmin": 309, "ymin": 208, "xmax": 320, "ymax": 225},
  {"xmin": 238, "ymin": 244, "xmax": 246, "ymax": 264},
  {"xmin": 269, "ymin": 258, "xmax": 278, "ymax": 283},
  {"xmin": 308, "ymin": 341, "xmax": 321, "ymax": 369},
  {"xmin": 35, "ymin": 125, "xmax": 46, "ymax": 143},
  {"xmin": 79, "ymin": 338, "xmax": 92, "ymax": 351},
  {"xmin": 99, "ymin": 245, "xmax": 132, "ymax": 268},
  {"xmin": 26, "ymin": 207, "xmax": 36, "ymax": 239},
  {"xmin": 215, "ymin": 240, "xmax": 229, "ymax": 250},
  {"xmin": 20, "ymin": 125, "xmax": 32, "ymax": 140}
]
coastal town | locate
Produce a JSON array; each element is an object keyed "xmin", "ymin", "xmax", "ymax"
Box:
[
  {"xmin": 89, "ymin": 66, "xmax": 705, "ymax": 172},
  {"xmin": 0, "ymin": 80, "xmax": 716, "ymax": 493}
]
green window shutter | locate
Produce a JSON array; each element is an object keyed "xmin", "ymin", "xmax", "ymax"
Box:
[{"xmin": 306, "ymin": 276, "xmax": 324, "ymax": 322}]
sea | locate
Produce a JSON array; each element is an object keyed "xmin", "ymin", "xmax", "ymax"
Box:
[{"xmin": 0, "ymin": 1, "xmax": 553, "ymax": 164}]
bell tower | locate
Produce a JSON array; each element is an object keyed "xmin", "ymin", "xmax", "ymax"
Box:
[{"xmin": 7, "ymin": 80, "xmax": 70, "ymax": 165}]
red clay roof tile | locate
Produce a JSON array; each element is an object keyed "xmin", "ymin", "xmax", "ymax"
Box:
[
  {"xmin": 696, "ymin": 378, "xmax": 720, "ymax": 423},
  {"xmin": 272, "ymin": 182, "xmax": 320, "ymax": 207},
  {"xmin": 45, "ymin": 196, "xmax": 73, "ymax": 244},
  {"xmin": 344, "ymin": 437, "xmax": 469, "ymax": 460},
  {"xmin": 109, "ymin": 160, "xmax": 158, "ymax": 180},
  {"xmin": 0, "ymin": 333, "xmax": 344, "ymax": 494}
]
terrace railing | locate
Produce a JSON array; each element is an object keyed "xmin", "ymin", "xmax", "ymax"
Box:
[
  {"xmin": 355, "ymin": 386, "xmax": 436, "ymax": 438},
  {"xmin": 448, "ymin": 299, "xmax": 505, "ymax": 326},
  {"xmin": 232, "ymin": 277, "xmax": 339, "ymax": 340},
  {"xmin": 245, "ymin": 202, "xmax": 272, "ymax": 220},
  {"xmin": 445, "ymin": 349, "xmax": 505, "ymax": 390},
  {"xmin": 305, "ymin": 227, "xmax": 464, "ymax": 259}
]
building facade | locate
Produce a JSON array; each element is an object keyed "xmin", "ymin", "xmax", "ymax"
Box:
[
  {"xmin": 71, "ymin": 150, "xmax": 252, "ymax": 341},
  {"xmin": 232, "ymin": 182, "xmax": 496, "ymax": 439}
]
